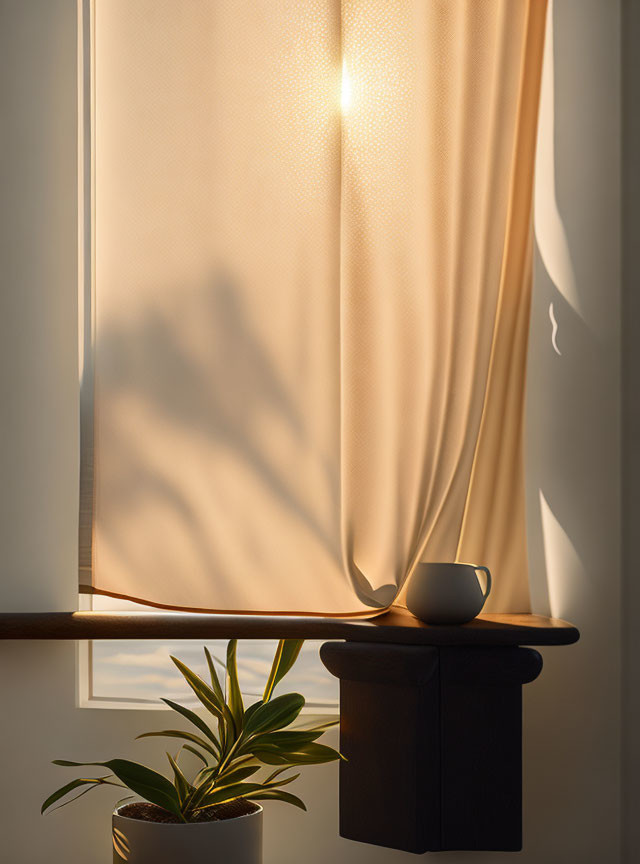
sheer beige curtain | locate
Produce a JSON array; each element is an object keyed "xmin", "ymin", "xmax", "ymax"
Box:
[{"xmin": 80, "ymin": 0, "xmax": 547, "ymax": 615}]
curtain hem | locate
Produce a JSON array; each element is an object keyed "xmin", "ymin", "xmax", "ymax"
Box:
[{"xmin": 79, "ymin": 584, "xmax": 391, "ymax": 619}]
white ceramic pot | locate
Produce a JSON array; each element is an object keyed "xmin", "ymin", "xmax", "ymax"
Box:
[{"xmin": 112, "ymin": 805, "xmax": 263, "ymax": 864}]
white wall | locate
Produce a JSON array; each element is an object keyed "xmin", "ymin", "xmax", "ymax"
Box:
[
  {"xmin": 0, "ymin": 1, "xmax": 624, "ymax": 862},
  {"xmin": 524, "ymin": 2, "xmax": 622, "ymax": 862}
]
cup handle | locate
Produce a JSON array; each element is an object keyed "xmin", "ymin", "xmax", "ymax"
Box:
[{"xmin": 475, "ymin": 566, "xmax": 492, "ymax": 601}]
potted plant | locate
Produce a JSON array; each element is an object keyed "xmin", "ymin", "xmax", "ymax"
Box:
[{"xmin": 42, "ymin": 639, "xmax": 341, "ymax": 863}]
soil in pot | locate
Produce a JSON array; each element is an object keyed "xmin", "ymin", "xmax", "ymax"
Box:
[{"xmin": 119, "ymin": 799, "xmax": 260, "ymax": 824}]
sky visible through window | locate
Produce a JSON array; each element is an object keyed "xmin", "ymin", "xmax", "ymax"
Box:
[{"xmin": 91, "ymin": 638, "xmax": 339, "ymax": 709}]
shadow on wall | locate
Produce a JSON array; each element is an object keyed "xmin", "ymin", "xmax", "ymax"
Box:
[
  {"xmin": 527, "ymin": 0, "xmax": 620, "ymax": 624},
  {"xmin": 521, "ymin": 1, "xmax": 621, "ymax": 863}
]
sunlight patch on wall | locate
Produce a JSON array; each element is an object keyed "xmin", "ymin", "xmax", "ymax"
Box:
[
  {"xmin": 534, "ymin": 0, "xmax": 581, "ymax": 320},
  {"xmin": 539, "ymin": 489, "xmax": 583, "ymax": 620},
  {"xmin": 548, "ymin": 302, "xmax": 562, "ymax": 355}
]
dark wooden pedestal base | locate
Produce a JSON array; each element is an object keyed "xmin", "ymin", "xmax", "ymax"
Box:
[{"xmin": 320, "ymin": 641, "xmax": 543, "ymax": 854}]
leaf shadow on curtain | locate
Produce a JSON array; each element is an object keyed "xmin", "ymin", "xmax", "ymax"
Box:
[{"xmin": 94, "ymin": 272, "xmax": 405, "ymax": 610}]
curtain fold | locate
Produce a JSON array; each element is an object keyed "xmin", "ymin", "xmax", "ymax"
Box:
[{"xmin": 81, "ymin": 0, "xmax": 547, "ymax": 615}]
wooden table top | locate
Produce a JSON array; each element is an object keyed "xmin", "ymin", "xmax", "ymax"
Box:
[{"xmin": 0, "ymin": 608, "xmax": 579, "ymax": 646}]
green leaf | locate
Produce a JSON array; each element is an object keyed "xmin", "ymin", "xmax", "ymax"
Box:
[
  {"xmin": 195, "ymin": 754, "xmax": 257, "ymax": 788},
  {"xmin": 243, "ymin": 693, "xmax": 305, "ymax": 737},
  {"xmin": 160, "ymin": 699, "xmax": 220, "ymax": 753},
  {"xmin": 170, "ymin": 656, "xmax": 225, "ymax": 723},
  {"xmin": 166, "ymin": 753, "xmax": 191, "ymax": 806},
  {"xmin": 290, "ymin": 716, "xmax": 340, "ymax": 733},
  {"xmin": 136, "ymin": 730, "xmax": 218, "ymax": 760},
  {"xmin": 42, "ymin": 776, "xmax": 115, "ymax": 814},
  {"xmin": 182, "ymin": 745, "xmax": 209, "ymax": 767},
  {"xmin": 264, "ymin": 765, "xmax": 297, "ymax": 785},
  {"xmin": 104, "ymin": 759, "xmax": 184, "ymax": 820},
  {"xmin": 202, "ymin": 647, "xmax": 237, "ymax": 753},
  {"xmin": 263, "ymin": 640, "xmax": 304, "ymax": 702},
  {"xmin": 215, "ymin": 764, "xmax": 260, "ymax": 786},
  {"xmin": 52, "ymin": 760, "xmax": 90, "ymax": 766},
  {"xmin": 226, "ymin": 640, "xmax": 244, "ymax": 735},
  {"xmin": 48, "ymin": 785, "xmax": 97, "ymax": 812},
  {"xmin": 204, "ymin": 646, "xmax": 225, "ymax": 705},
  {"xmin": 242, "ymin": 700, "xmax": 263, "ymax": 728},
  {"xmin": 224, "ymin": 753, "xmax": 260, "ymax": 771},
  {"xmin": 264, "ymin": 771, "xmax": 300, "ymax": 789},
  {"xmin": 51, "ymin": 759, "xmax": 183, "ymax": 819},
  {"xmin": 183, "ymin": 772, "xmax": 218, "ymax": 814},
  {"xmin": 252, "ymin": 751, "xmax": 291, "ymax": 766},
  {"xmin": 289, "ymin": 742, "xmax": 343, "ymax": 764},
  {"xmin": 188, "ymin": 756, "xmax": 260, "ymax": 814},
  {"xmin": 194, "ymin": 782, "xmax": 265, "ymax": 810},
  {"xmin": 52, "ymin": 781, "xmax": 127, "ymax": 814},
  {"xmin": 192, "ymin": 764, "xmax": 217, "ymax": 788},
  {"xmin": 250, "ymin": 789, "xmax": 307, "ymax": 810},
  {"xmin": 250, "ymin": 730, "xmax": 322, "ymax": 751},
  {"xmin": 254, "ymin": 743, "xmax": 342, "ymax": 765}
]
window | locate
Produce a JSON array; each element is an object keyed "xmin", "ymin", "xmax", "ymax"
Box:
[
  {"xmin": 80, "ymin": 596, "xmax": 338, "ymax": 710},
  {"xmin": 78, "ymin": 0, "xmax": 342, "ymax": 708},
  {"xmin": 78, "ymin": 0, "xmax": 546, "ymax": 637}
]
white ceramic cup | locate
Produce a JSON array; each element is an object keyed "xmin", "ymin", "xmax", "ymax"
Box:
[{"xmin": 405, "ymin": 562, "xmax": 492, "ymax": 625}]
